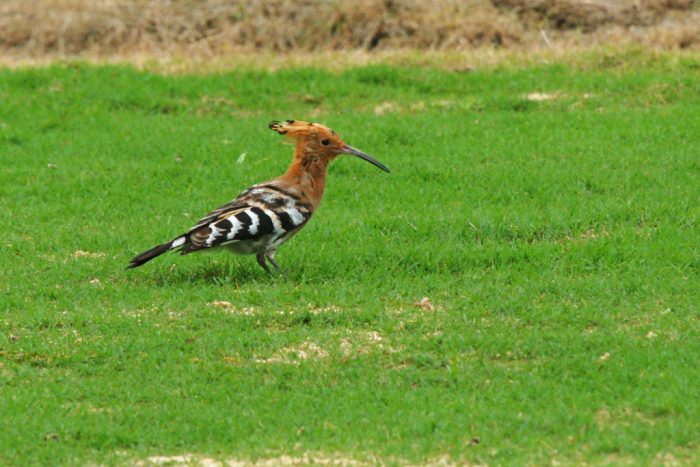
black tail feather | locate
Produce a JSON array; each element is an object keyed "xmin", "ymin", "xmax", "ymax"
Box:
[{"xmin": 127, "ymin": 242, "xmax": 173, "ymax": 269}]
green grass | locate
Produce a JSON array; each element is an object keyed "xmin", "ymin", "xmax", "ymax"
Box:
[{"xmin": 1, "ymin": 52, "xmax": 700, "ymax": 465}]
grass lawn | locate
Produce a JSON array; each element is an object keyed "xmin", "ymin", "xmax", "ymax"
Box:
[{"xmin": 1, "ymin": 51, "xmax": 700, "ymax": 465}]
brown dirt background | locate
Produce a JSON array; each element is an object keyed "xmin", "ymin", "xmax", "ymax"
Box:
[{"xmin": 1, "ymin": 0, "xmax": 700, "ymax": 60}]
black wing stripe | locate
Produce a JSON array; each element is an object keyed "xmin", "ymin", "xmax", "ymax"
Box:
[
  {"xmin": 250, "ymin": 207, "xmax": 275, "ymax": 235},
  {"xmin": 236, "ymin": 211, "xmax": 252, "ymax": 225},
  {"xmin": 277, "ymin": 211, "xmax": 296, "ymax": 232},
  {"xmin": 233, "ymin": 211, "xmax": 254, "ymax": 240},
  {"xmin": 215, "ymin": 218, "xmax": 233, "ymax": 230}
]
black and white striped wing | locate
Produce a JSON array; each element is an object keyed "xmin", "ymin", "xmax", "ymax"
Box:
[{"xmin": 181, "ymin": 185, "xmax": 311, "ymax": 253}]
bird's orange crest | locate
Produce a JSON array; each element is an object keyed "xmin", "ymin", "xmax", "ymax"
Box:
[{"xmin": 269, "ymin": 120, "xmax": 340, "ymax": 145}]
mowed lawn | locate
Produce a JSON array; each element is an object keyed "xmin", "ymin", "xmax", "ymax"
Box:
[{"xmin": 1, "ymin": 53, "xmax": 700, "ymax": 465}]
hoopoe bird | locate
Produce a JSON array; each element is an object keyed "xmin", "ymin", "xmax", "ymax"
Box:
[{"xmin": 127, "ymin": 120, "xmax": 390, "ymax": 272}]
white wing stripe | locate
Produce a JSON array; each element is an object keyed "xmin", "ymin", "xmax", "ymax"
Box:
[
  {"xmin": 247, "ymin": 210, "xmax": 260, "ymax": 235},
  {"xmin": 287, "ymin": 207, "xmax": 305, "ymax": 226},
  {"xmin": 263, "ymin": 208, "xmax": 283, "ymax": 234},
  {"xmin": 206, "ymin": 225, "xmax": 224, "ymax": 246},
  {"xmin": 225, "ymin": 216, "xmax": 243, "ymax": 240}
]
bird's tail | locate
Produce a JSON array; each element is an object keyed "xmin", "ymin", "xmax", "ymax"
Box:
[{"xmin": 127, "ymin": 236, "xmax": 187, "ymax": 269}]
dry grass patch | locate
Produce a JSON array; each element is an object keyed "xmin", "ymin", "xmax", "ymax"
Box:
[
  {"xmin": 493, "ymin": 0, "xmax": 696, "ymax": 32},
  {"xmin": 1, "ymin": 0, "xmax": 700, "ymax": 63},
  {"xmin": 252, "ymin": 330, "xmax": 399, "ymax": 366},
  {"xmin": 207, "ymin": 301, "xmax": 259, "ymax": 315},
  {"xmin": 138, "ymin": 452, "xmax": 467, "ymax": 466},
  {"xmin": 413, "ymin": 297, "xmax": 436, "ymax": 312},
  {"xmin": 2, "ymin": 47, "xmax": 697, "ymax": 75},
  {"xmin": 525, "ymin": 91, "xmax": 560, "ymax": 101},
  {"xmin": 254, "ymin": 341, "xmax": 328, "ymax": 365},
  {"xmin": 339, "ymin": 330, "xmax": 402, "ymax": 358},
  {"xmin": 71, "ymin": 250, "xmax": 106, "ymax": 259},
  {"xmin": 139, "ymin": 453, "xmax": 372, "ymax": 466}
]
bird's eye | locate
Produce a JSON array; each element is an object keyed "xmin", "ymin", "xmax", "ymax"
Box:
[{"xmin": 321, "ymin": 138, "xmax": 330, "ymax": 146}]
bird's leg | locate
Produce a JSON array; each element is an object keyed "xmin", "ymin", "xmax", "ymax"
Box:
[
  {"xmin": 256, "ymin": 252, "xmax": 271, "ymax": 273},
  {"xmin": 267, "ymin": 256, "xmax": 282, "ymax": 272},
  {"xmin": 266, "ymin": 250, "xmax": 283, "ymax": 273}
]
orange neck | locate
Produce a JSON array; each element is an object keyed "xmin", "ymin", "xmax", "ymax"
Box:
[{"xmin": 277, "ymin": 147, "xmax": 332, "ymax": 211}]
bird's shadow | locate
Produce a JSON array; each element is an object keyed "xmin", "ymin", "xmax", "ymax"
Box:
[{"xmin": 137, "ymin": 259, "xmax": 278, "ymax": 287}]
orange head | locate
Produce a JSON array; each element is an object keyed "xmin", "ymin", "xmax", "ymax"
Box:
[{"xmin": 268, "ymin": 120, "xmax": 390, "ymax": 173}]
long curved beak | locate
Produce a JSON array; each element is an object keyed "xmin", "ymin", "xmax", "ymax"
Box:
[{"xmin": 341, "ymin": 145, "xmax": 391, "ymax": 173}]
